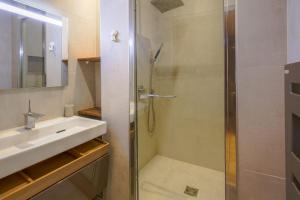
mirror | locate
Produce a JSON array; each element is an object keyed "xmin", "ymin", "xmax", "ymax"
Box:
[{"xmin": 0, "ymin": 0, "xmax": 68, "ymax": 89}]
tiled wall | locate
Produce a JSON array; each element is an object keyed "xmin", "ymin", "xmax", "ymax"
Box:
[
  {"xmin": 236, "ymin": 0, "xmax": 287, "ymax": 199},
  {"xmin": 136, "ymin": 0, "xmax": 162, "ymax": 169},
  {"xmin": 136, "ymin": 0, "xmax": 225, "ymax": 172},
  {"xmin": 155, "ymin": 0, "xmax": 225, "ymax": 171},
  {"xmin": 0, "ymin": 0, "xmax": 100, "ymax": 131}
]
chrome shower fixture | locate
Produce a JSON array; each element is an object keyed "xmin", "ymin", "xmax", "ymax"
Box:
[
  {"xmin": 152, "ymin": 43, "xmax": 164, "ymax": 64},
  {"xmin": 151, "ymin": 0, "xmax": 184, "ymax": 13}
]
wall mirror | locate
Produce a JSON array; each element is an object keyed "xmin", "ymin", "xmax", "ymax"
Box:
[{"xmin": 0, "ymin": 0, "xmax": 68, "ymax": 89}]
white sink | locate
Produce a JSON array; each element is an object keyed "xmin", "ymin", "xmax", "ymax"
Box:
[{"xmin": 0, "ymin": 116, "xmax": 107, "ymax": 179}]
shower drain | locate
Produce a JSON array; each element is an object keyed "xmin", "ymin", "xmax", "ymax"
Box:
[{"xmin": 184, "ymin": 186, "xmax": 199, "ymax": 197}]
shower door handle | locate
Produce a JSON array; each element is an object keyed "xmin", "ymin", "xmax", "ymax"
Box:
[{"xmin": 139, "ymin": 94, "xmax": 176, "ymax": 100}]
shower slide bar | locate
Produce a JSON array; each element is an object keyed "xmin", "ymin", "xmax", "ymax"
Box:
[{"xmin": 139, "ymin": 94, "xmax": 176, "ymax": 100}]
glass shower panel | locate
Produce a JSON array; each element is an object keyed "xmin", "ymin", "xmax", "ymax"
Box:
[{"xmin": 136, "ymin": 0, "xmax": 225, "ymax": 199}]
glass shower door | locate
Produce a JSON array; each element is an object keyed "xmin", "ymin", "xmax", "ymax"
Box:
[{"xmin": 135, "ymin": 0, "xmax": 227, "ymax": 199}]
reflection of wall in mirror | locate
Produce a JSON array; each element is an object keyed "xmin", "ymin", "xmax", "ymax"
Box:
[
  {"xmin": 0, "ymin": 11, "xmax": 12, "ymax": 89},
  {"xmin": 22, "ymin": 19, "xmax": 64, "ymax": 88},
  {"xmin": 0, "ymin": 12, "xmax": 25, "ymax": 89},
  {"xmin": 45, "ymin": 22, "xmax": 63, "ymax": 87},
  {"xmin": 22, "ymin": 19, "xmax": 44, "ymax": 88}
]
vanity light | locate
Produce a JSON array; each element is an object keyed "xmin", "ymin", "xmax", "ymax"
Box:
[{"xmin": 0, "ymin": 2, "xmax": 63, "ymax": 26}]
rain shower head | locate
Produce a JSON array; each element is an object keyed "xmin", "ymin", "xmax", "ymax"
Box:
[{"xmin": 151, "ymin": 0, "xmax": 184, "ymax": 13}]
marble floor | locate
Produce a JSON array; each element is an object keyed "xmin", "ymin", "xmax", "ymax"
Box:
[{"xmin": 139, "ymin": 155, "xmax": 225, "ymax": 200}]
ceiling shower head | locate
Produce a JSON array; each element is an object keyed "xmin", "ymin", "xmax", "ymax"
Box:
[{"xmin": 151, "ymin": 0, "xmax": 184, "ymax": 13}]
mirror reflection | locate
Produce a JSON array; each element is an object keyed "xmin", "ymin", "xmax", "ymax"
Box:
[{"xmin": 0, "ymin": 1, "xmax": 67, "ymax": 90}]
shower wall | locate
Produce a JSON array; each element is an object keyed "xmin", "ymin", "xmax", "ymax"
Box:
[
  {"xmin": 137, "ymin": 0, "xmax": 224, "ymax": 171},
  {"xmin": 154, "ymin": 0, "xmax": 225, "ymax": 171},
  {"xmin": 136, "ymin": 0, "xmax": 166, "ymax": 169}
]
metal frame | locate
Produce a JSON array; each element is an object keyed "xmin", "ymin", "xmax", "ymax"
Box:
[
  {"xmin": 224, "ymin": 0, "xmax": 237, "ymax": 199},
  {"xmin": 42, "ymin": 21, "xmax": 46, "ymax": 87},
  {"xmin": 129, "ymin": 0, "xmax": 237, "ymax": 199},
  {"xmin": 129, "ymin": 0, "xmax": 138, "ymax": 199},
  {"xmin": 20, "ymin": 17, "xmax": 25, "ymax": 88}
]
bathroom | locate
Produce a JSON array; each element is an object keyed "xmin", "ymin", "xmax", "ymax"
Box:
[{"xmin": 0, "ymin": 0, "xmax": 298, "ymax": 199}]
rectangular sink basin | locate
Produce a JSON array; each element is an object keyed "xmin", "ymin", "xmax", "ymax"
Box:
[{"xmin": 0, "ymin": 116, "xmax": 107, "ymax": 179}]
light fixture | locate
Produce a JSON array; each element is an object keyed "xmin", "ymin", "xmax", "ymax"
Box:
[{"xmin": 0, "ymin": 2, "xmax": 62, "ymax": 26}]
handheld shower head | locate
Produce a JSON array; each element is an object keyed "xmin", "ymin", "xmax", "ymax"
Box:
[{"xmin": 153, "ymin": 43, "xmax": 164, "ymax": 63}]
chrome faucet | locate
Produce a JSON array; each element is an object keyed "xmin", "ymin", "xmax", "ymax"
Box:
[{"xmin": 24, "ymin": 100, "xmax": 44, "ymax": 129}]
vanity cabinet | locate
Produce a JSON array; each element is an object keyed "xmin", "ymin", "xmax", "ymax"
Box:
[
  {"xmin": 31, "ymin": 154, "xmax": 109, "ymax": 200},
  {"xmin": 0, "ymin": 139, "xmax": 109, "ymax": 200}
]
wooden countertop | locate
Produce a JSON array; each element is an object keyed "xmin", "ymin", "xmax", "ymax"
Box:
[{"xmin": 78, "ymin": 107, "xmax": 101, "ymax": 119}]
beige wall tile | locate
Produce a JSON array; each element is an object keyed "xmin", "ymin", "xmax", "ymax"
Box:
[
  {"xmin": 237, "ymin": 66, "xmax": 285, "ymax": 177},
  {"xmin": 237, "ymin": 0, "xmax": 287, "ymax": 68},
  {"xmin": 238, "ymin": 169, "xmax": 285, "ymax": 200},
  {"xmin": 136, "ymin": 0, "xmax": 161, "ymax": 169},
  {"xmin": 237, "ymin": 0, "xmax": 287, "ymax": 198},
  {"xmin": 137, "ymin": 0, "xmax": 225, "ymax": 172},
  {"xmin": 156, "ymin": 0, "xmax": 225, "ymax": 171},
  {"xmin": 137, "ymin": 107, "xmax": 158, "ymax": 169}
]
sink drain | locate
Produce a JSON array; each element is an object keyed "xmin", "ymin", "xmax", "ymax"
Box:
[
  {"xmin": 56, "ymin": 129, "xmax": 66, "ymax": 134},
  {"xmin": 184, "ymin": 186, "xmax": 199, "ymax": 197}
]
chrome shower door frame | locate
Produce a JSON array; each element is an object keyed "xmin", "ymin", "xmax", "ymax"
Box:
[{"xmin": 224, "ymin": 0, "xmax": 237, "ymax": 199}]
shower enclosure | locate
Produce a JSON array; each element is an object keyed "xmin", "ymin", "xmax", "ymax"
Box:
[{"xmin": 132, "ymin": 0, "xmax": 236, "ymax": 199}]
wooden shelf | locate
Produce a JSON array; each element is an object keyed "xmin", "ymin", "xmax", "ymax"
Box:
[
  {"xmin": 78, "ymin": 107, "xmax": 101, "ymax": 119},
  {"xmin": 62, "ymin": 57, "xmax": 101, "ymax": 64},
  {"xmin": 0, "ymin": 139, "xmax": 109, "ymax": 200},
  {"xmin": 77, "ymin": 57, "xmax": 100, "ymax": 63}
]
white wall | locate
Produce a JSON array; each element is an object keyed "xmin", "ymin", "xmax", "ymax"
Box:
[
  {"xmin": 22, "ymin": 19, "xmax": 44, "ymax": 87},
  {"xmin": 0, "ymin": 11, "xmax": 12, "ymax": 89},
  {"xmin": 45, "ymin": 23, "xmax": 63, "ymax": 87},
  {"xmin": 11, "ymin": 16, "xmax": 21, "ymax": 88},
  {"xmin": 100, "ymin": 0, "xmax": 131, "ymax": 199},
  {"xmin": 287, "ymin": 0, "xmax": 300, "ymax": 63}
]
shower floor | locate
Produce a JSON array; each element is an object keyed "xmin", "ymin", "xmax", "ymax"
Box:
[{"xmin": 139, "ymin": 155, "xmax": 225, "ymax": 200}]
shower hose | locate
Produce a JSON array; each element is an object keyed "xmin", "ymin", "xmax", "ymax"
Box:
[{"xmin": 147, "ymin": 93, "xmax": 156, "ymax": 134}]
